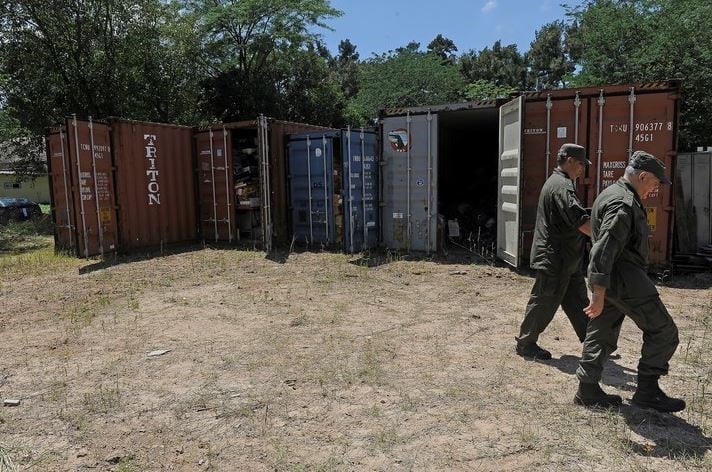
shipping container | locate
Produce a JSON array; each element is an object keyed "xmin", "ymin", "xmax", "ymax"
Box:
[
  {"xmin": 286, "ymin": 128, "xmax": 379, "ymax": 252},
  {"xmin": 381, "ymin": 101, "xmax": 504, "ymax": 254},
  {"xmin": 45, "ymin": 117, "xmax": 118, "ymax": 257},
  {"xmin": 675, "ymin": 151, "xmax": 712, "ymax": 253},
  {"xmin": 109, "ymin": 119, "xmax": 198, "ymax": 251},
  {"xmin": 46, "ymin": 117, "xmax": 198, "ymax": 257},
  {"xmin": 380, "ymin": 81, "xmax": 680, "ymax": 268},
  {"xmin": 195, "ymin": 117, "xmax": 330, "ymax": 251},
  {"xmin": 46, "ymin": 125, "xmax": 76, "ymax": 253}
]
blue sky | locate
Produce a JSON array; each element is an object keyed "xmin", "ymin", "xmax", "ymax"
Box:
[{"xmin": 317, "ymin": 0, "xmax": 577, "ymax": 57}]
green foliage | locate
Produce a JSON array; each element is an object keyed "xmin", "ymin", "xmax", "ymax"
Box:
[
  {"xmin": 528, "ymin": 20, "xmax": 576, "ymax": 89},
  {"xmin": 459, "ymin": 40, "xmax": 528, "ymax": 90},
  {"xmin": 0, "ymin": 0, "xmax": 203, "ymax": 133},
  {"xmin": 567, "ymin": 0, "xmax": 712, "ymax": 149},
  {"xmin": 427, "ymin": 34, "xmax": 458, "ymax": 63},
  {"xmin": 189, "ymin": 0, "xmax": 342, "ymax": 123},
  {"xmin": 348, "ymin": 48, "xmax": 465, "ymax": 125},
  {"xmin": 464, "ymin": 80, "xmax": 514, "ymax": 101}
]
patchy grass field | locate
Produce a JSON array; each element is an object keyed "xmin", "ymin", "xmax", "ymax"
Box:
[{"xmin": 0, "ymin": 242, "xmax": 710, "ymax": 471}]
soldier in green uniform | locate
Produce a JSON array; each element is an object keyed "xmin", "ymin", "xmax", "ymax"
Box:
[
  {"xmin": 574, "ymin": 151, "xmax": 685, "ymax": 412},
  {"xmin": 515, "ymin": 144, "xmax": 592, "ymax": 360}
]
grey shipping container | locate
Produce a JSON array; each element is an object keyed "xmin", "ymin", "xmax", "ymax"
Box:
[
  {"xmin": 287, "ymin": 129, "xmax": 379, "ymax": 252},
  {"xmin": 380, "ymin": 81, "xmax": 680, "ymax": 269},
  {"xmin": 675, "ymin": 151, "xmax": 712, "ymax": 253}
]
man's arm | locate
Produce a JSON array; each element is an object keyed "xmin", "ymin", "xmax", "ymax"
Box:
[{"xmin": 587, "ymin": 202, "xmax": 632, "ymax": 308}]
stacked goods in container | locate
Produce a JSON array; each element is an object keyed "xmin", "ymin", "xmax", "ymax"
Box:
[{"xmin": 195, "ymin": 117, "xmax": 331, "ymax": 251}]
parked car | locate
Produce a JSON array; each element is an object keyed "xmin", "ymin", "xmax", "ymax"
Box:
[{"xmin": 0, "ymin": 197, "xmax": 42, "ymax": 224}]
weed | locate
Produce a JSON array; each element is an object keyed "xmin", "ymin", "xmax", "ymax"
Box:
[
  {"xmin": 372, "ymin": 427, "xmax": 399, "ymax": 452},
  {"xmin": 0, "ymin": 443, "xmax": 18, "ymax": 472}
]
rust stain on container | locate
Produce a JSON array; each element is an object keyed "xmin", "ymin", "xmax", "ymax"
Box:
[{"xmin": 110, "ymin": 119, "xmax": 197, "ymax": 250}]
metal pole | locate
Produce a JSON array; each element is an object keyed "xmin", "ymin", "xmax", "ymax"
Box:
[
  {"xmin": 628, "ymin": 87, "xmax": 637, "ymax": 159},
  {"xmin": 59, "ymin": 128, "xmax": 74, "ymax": 248},
  {"xmin": 360, "ymin": 128, "xmax": 367, "ymax": 251},
  {"xmin": 209, "ymin": 129, "xmax": 218, "ymax": 242},
  {"xmin": 262, "ymin": 115, "xmax": 272, "ymax": 251},
  {"xmin": 426, "ymin": 111, "xmax": 433, "ymax": 255},
  {"xmin": 406, "ymin": 112, "xmax": 412, "ymax": 252},
  {"xmin": 574, "ymin": 92, "xmax": 581, "ymax": 144},
  {"xmin": 306, "ymin": 136, "xmax": 314, "ymax": 244},
  {"xmin": 597, "ymin": 90, "xmax": 606, "ymax": 195},
  {"xmin": 322, "ymin": 135, "xmax": 329, "ymax": 243},
  {"xmin": 72, "ymin": 115, "xmax": 89, "ymax": 258},
  {"xmin": 545, "ymin": 94, "xmax": 552, "ymax": 175},
  {"xmin": 223, "ymin": 126, "xmax": 233, "ymax": 243},
  {"xmin": 88, "ymin": 117, "xmax": 104, "ymax": 257},
  {"xmin": 347, "ymin": 126, "xmax": 354, "ymax": 253}
]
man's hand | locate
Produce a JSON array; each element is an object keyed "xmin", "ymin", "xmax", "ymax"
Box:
[{"xmin": 584, "ymin": 285, "xmax": 606, "ymax": 319}]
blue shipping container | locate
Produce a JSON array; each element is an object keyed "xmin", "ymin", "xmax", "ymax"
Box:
[{"xmin": 287, "ymin": 129, "xmax": 379, "ymax": 252}]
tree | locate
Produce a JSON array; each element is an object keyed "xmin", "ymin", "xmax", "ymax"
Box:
[
  {"xmin": 0, "ymin": 0, "xmax": 204, "ymax": 133},
  {"xmin": 347, "ymin": 46, "xmax": 465, "ymax": 125},
  {"xmin": 464, "ymin": 80, "xmax": 514, "ymax": 101},
  {"xmin": 187, "ymin": 0, "xmax": 342, "ymax": 122},
  {"xmin": 528, "ymin": 20, "xmax": 576, "ymax": 89},
  {"xmin": 427, "ymin": 34, "xmax": 458, "ymax": 63},
  {"xmin": 331, "ymin": 39, "xmax": 360, "ymax": 99},
  {"xmin": 459, "ymin": 41, "xmax": 528, "ymax": 90},
  {"xmin": 567, "ymin": 0, "xmax": 712, "ymax": 149}
]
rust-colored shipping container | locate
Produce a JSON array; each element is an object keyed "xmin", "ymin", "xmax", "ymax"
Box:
[
  {"xmin": 109, "ymin": 119, "xmax": 197, "ymax": 250},
  {"xmin": 513, "ymin": 81, "xmax": 679, "ymax": 268},
  {"xmin": 380, "ymin": 81, "xmax": 679, "ymax": 269},
  {"xmin": 46, "ymin": 117, "xmax": 119, "ymax": 257},
  {"xmin": 195, "ymin": 117, "xmax": 331, "ymax": 251},
  {"xmin": 46, "ymin": 125, "xmax": 77, "ymax": 253}
]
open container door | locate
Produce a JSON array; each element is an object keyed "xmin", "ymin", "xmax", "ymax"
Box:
[
  {"xmin": 196, "ymin": 126, "xmax": 235, "ymax": 243},
  {"xmin": 257, "ymin": 115, "xmax": 273, "ymax": 252},
  {"xmin": 287, "ymin": 132, "xmax": 336, "ymax": 246},
  {"xmin": 497, "ymin": 97, "xmax": 524, "ymax": 268},
  {"xmin": 382, "ymin": 112, "xmax": 438, "ymax": 253}
]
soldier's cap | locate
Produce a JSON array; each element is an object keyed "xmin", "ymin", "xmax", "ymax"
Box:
[
  {"xmin": 630, "ymin": 150, "xmax": 672, "ymax": 185},
  {"xmin": 558, "ymin": 143, "xmax": 591, "ymax": 165}
]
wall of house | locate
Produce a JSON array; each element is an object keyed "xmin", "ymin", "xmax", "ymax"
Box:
[{"xmin": 0, "ymin": 174, "xmax": 50, "ymax": 203}]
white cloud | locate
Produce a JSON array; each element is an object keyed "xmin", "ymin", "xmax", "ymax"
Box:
[{"xmin": 482, "ymin": 1, "xmax": 498, "ymax": 13}]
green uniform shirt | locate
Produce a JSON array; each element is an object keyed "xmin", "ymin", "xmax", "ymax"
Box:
[
  {"xmin": 588, "ymin": 178, "xmax": 650, "ymax": 292},
  {"xmin": 530, "ymin": 168, "xmax": 589, "ymax": 275}
]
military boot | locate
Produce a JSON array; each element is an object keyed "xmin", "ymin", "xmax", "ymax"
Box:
[
  {"xmin": 515, "ymin": 342, "xmax": 552, "ymax": 360},
  {"xmin": 632, "ymin": 375, "xmax": 686, "ymax": 413},
  {"xmin": 574, "ymin": 381, "xmax": 622, "ymax": 408}
]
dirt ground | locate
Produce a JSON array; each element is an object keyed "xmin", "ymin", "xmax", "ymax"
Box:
[{"xmin": 1, "ymin": 242, "xmax": 710, "ymax": 471}]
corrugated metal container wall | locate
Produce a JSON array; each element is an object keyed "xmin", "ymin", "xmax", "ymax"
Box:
[
  {"xmin": 64, "ymin": 117, "xmax": 119, "ymax": 257},
  {"xmin": 269, "ymin": 120, "xmax": 333, "ymax": 246},
  {"xmin": 46, "ymin": 126, "xmax": 77, "ymax": 253},
  {"xmin": 287, "ymin": 131, "xmax": 337, "ymax": 246},
  {"xmin": 110, "ymin": 119, "xmax": 197, "ymax": 250},
  {"xmin": 287, "ymin": 129, "xmax": 379, "ymax": 252},
  {"xmin": 195, "ymin": 118, "xmax": 331, "ymax": 250},
  {"xmin": 343, "ymin": 129, "xmax": 379, "ymax": 252},
  {"xmin": 675, "ymin": 152, "xmax": 712, "ymax": 251},
  {"xmin": 382, "ymin": 112, "xmax": 439, "ymax": 253},
  {"xmin": 518, "ymin": 82, "xmax": 679, "ymax": 268}
]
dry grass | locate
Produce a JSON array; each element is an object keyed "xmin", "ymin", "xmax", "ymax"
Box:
[{"xmin": 0, "ymin": 244, "xmax": 710, "ymax": 471}]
